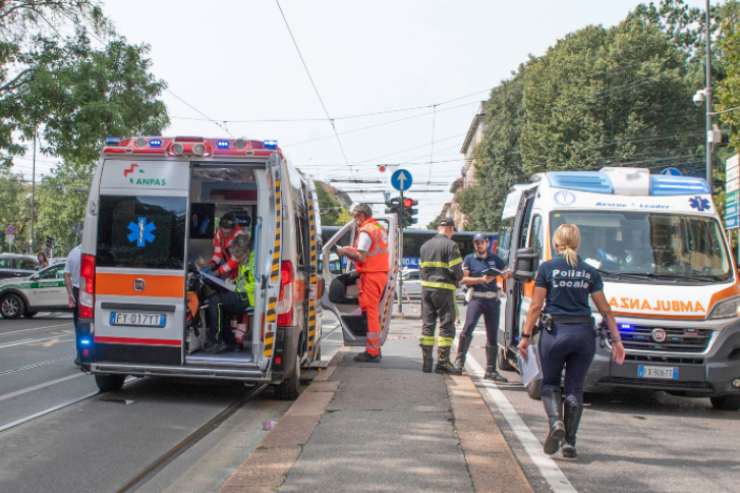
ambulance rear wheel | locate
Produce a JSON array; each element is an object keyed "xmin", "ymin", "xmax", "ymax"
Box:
[
  {"xmin": 0, "ymin": 293, "xmax": 25, "ymax": 319},
  {"xmin": 275, "ymin": 355, "xmax": 301, "ymax": 401},
  {"xmin": 95, "ymin": 374, "xmax": 126, "ymax": 393},
  {"xmin": 497, "ymin": 347, "xmax": 515, "ymax": 371}
]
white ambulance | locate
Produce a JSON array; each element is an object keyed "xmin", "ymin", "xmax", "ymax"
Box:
[
  {"xmin": 77, "ymin": 136, "xmax": 394, "ymax": 399},
  {"xmin": 498, "ymin": 167, "xmax": 740, "ymax": 410}
]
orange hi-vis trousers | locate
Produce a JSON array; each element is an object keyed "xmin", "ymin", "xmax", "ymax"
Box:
[{"xmin": 358, "ymin": 271, "xmax": 387, "ymax": 357}]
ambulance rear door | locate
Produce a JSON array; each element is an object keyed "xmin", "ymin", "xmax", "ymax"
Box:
[
  {"xmin": 92, "ymin": 158, "xmax": 190, "ymax": 366},
  {"xmin": 321, "ymin": 214, "xmax": 399, "ymax": 347}
]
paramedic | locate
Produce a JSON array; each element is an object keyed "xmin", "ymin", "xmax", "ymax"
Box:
[
  {"xmin": 518, "ymin": 224, "xmax": 625, "ymax": 459},
  {"xmin": 205, "ymin": 232, "xmax": 255, "ymax": 353},
  {"xmin": 419, "ymin": 217, "xmax": 464, "ymax": 374},
  {"xmin": 64, "ymin": 244, "xmax": 82, "ymax": 365},
  {"xmin": 455, "ymin": 233, "xmax": 511, "ymax": 381},
  {"xmin": 207, "ymin": 211, "xmax": 249, "ymax": 279},
  {"xmin": 336, "ymin": 204, "xmax": 389, "ymax": 363}
]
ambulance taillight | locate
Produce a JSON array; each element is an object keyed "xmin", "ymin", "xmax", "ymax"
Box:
[
  {"xmin": 277, "ymin": 260, "xmax": 294, "ymax": 327},
  {"xmin": 79, "ymin": 254, "xmax": 96, "ymax": 320}
]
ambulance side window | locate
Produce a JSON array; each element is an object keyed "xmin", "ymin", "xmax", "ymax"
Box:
[
  {"xmin": 529, "ymin": 215, "xmax": 544, "ymax": 259},
  {"xmin": 517, "ymin": 196, "xmax": 535, "ymax": 250}
]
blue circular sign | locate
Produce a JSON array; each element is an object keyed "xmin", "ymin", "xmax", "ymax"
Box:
[{"xmin": 390, "ymin": 169, "xmax": 413, "ymax": 192}]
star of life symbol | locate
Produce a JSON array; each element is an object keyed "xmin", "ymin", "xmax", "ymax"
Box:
[
  {"xmin": 689, "ymin": 196, "xmax": 710, "ymax": 212},
  {"xmin": 127, "ymin": 217, "xmax": 156, "ymax": 248}
]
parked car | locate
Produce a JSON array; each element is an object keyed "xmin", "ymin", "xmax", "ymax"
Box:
[
  {"xmin": 401, "ymin": 268, "xmax": 422, "ymax": 299},
  {"xmin": 0, "ymin": 253, "xmax": 38, "ymax": 280},
  {"xmin": 0, "ymin": 261, "xmax": 69, "ymax": 318}
]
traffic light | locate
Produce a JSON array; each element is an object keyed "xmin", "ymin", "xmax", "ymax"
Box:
[
  {"xmin": 385, "ymin": 196, "xmax": 401, "ymax": 215},
  {"xmin": 403, "ymin": 197, "xmax": 418, "ymax": 226}
]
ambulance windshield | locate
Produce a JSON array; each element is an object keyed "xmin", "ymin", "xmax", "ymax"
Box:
[{"xmin": 550, "ymin": 211, "xmax": 732, "ymax": 283}]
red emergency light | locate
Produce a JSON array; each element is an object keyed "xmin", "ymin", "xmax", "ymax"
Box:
[{"xmin": 101, "ymin": 136, "xmax": 282, "ymax": 157}]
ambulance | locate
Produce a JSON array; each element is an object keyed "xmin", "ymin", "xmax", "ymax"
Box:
[
  {"xmin": 77, "ymin": 136, "xmax": 337, "ymax": 399},
  {"xmin": 497, "ymin": 167, "xmax": 740, "ymax": 410}
]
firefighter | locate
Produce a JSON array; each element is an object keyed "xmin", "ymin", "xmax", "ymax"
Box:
[
  {"xmin": 419, "ymin": 217, "xmax": 464, "ymax": 374},
  {"xmin": 455, "ymin": 233, "xmax": 511, "ymax": 380},
  {"xmin": 518, "ymin": 224, "xmax": 625, "ymax": 458},
  {"xmin": 206, "ymin": 211, "xmax": 249, "ymax": 279},
  {"xmin": 336, "ymin": 203, "xmax": 389, "ymax": 363}
]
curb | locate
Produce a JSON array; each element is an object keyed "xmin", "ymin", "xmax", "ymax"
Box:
[
  {"xmin": 218, "ymin": 349, "xmax": 346, "ymax": 493},
  {"xmin": 447, "ymin": 375, "xmax": 534, "ymax": 493}
]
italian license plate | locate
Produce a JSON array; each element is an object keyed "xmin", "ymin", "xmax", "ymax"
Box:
[
  {"xmin": 637, "ymin": 365, "xmax": 679, "ymax": 380},
  {"xmin": 110, "ymin": 311, "xmax": 166, "ymax": 328}
]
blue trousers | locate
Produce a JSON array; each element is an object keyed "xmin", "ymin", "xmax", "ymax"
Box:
[
  {"xmin": 461, "ymin": 297, "xmax": 499, "ymax": 347},
  {"xmin": 539, "ymin": 323, "xmax": 596, "ymax": 404}
]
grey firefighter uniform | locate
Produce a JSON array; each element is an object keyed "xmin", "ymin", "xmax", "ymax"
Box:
[{"xmin": 419, "ymin": 234, "xmax": 464, "ymax": 349}]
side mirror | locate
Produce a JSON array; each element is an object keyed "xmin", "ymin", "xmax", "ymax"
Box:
[
  {"xmin": 30, "ymin": 274, "xmax": 39, "ymax": 281},
  {"xmin": 513, "ymin": 247, "xmax": 538, "ymax": 282}
]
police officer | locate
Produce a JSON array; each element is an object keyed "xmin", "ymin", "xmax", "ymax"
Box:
[
  {"xmin": 419, "ymin": 217, "xmax": 463, "ymax": 374},
  {"xmin": 454, "ymin": 233, "xmax": 510, "ymax": 380},
  {"xmin": 518, "ymin": 224, "xmax": 625, "ymax": 458},
  {"xmin": 337, "ymin": 204, "xmax": 390, "ymax": 363}
]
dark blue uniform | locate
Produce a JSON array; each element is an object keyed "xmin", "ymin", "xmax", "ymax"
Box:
[
  {"xmin": 461, "ymin": 252, "xmax": 505, "ymax": 345},
  {"xmin": 535, "ymin": 256, "xmax": 603, "ymax": 404}
]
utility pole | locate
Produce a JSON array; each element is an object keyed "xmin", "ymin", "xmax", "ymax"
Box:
[
  {"xmin": 397, "ymin": 187, "xmax": 405, "ymax": 315},
  {"xmin": 705, "ymin": 0, "xmax": 714, "ymax": 194},
  {"xmin": 31, "ymin": 126, "xmax": 37, "ymax": 253}
]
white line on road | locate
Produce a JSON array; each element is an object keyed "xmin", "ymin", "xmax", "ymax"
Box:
[
  {"xmin": 0, "ymin": 357, "xmax": 71, "ymax": 377},
  {"xmin": 0, "ymin": 322, "xmax": 70, "ymax": 337},
  {"xmin": 0, "ymin": 391, "xmax": 99, "ymax": 434},
  {"xmin": 0, "ymin": 373, "xmax": 85, "ymax": 403},
  {"xmin": 466, "ymin": 355, "xmax": 578, "ymax": 493},
  {"xmin": 0, "ymin": 333, "xmax": 73, "ymax": 350}
]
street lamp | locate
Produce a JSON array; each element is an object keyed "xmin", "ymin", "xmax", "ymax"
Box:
[{"xmin": 701, "ymin": 0, "xmax": 713, "ymax": 194}]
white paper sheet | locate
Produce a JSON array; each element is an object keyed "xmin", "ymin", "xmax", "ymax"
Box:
[{"xmin": 519, "ymin": 344, "xmax": 542, "ymax": 387}]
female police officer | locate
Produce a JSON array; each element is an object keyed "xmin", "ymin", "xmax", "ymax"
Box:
[{"xmin": 518, "ymin": 224, "xmax": 625, "ymax": 459}]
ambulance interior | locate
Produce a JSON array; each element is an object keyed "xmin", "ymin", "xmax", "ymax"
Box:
[{"xmin": 185, "ymin": 166, "xmax": 263, "ymax": 364}]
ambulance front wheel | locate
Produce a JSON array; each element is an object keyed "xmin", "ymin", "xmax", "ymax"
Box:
[{"xmin": 95, "ymin": 374, "xmax": 126, "ymax": 393}]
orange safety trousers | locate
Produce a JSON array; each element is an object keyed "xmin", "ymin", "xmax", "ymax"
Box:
[{"xmin": 358, "ymin": 271, "xmax": 386, "ymax": 356}]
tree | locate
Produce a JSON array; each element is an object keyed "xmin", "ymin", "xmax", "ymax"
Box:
[
  {"xmin": 717, "ymin": 0, "xmax": 740, "ymax": 153},
  {"xmin": 0, "ymin": 171, "xmax": 30, "ymax": 251},
  {"xmin": 315, "ymin": 181, "xmax": 351, "ymax": 226},
  {"xmin": 36, "ymin": 165, "xmax": 91, "ymax": 253}
]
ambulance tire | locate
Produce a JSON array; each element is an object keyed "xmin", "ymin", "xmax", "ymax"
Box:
[
  {"xmin": 95, "ymin": 374, "xmax": 126, "ymax": 393},
  {"xmin": 710, "ymin": 395, "xmax": 740, "ymax": 411},
  {"xmin": 497, "ymin": 347, "xmax": 516, "ymax": 372},
  {"xmin": 275, "ymin": 355, "xmax": 301, "ymax": 401},
  {"xmin": 0, "ymin": 293, "xmax": 25, "ymax": 319}
]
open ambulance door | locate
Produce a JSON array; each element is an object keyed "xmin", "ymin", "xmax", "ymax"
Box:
[{"xmin": 320, "ymin": 214, "xmax": 399, "ymax": 347}]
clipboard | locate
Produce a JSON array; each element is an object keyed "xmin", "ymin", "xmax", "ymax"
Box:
[
  {"xmin": 481, "ymin": 267, "xmax": 503, "ymax": 277},
  {"xmin": 198, "ymin": 268, "xmax": 236, "ymax": 292}
]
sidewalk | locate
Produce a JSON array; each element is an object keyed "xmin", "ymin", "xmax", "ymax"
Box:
[{"xmin": 220, "ymin": 319, "xmax": 532, "ymax": 493}]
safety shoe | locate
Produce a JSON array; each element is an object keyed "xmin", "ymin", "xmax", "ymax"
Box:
[
  {"xmin": 542, "ymin": 388, "xmax": 565, "ymax": 455},
  {"xmin": 421, "ymin": 346, "xmax": 434, "ymax": 373},
  {"xmin": 454, "ymin": 335, "xmax": 472, "ymax": 373},
  {"xmin": 353, "ymin": 351, "xmax": 381, "ymax": 363},
  {"xmin": 562, "ymin": 397, "xmax": 584, "ymax": 459},
  {"xmin": 484, "ymin": 370, "xmax": 508, "ymax": 383},
  {"xmin": 204, "ymin": 342, "xmax": 229, "ymax": 354},
  {"xmin": 435, "ymin": 347, "xmax": 462, "ymax": 375}
]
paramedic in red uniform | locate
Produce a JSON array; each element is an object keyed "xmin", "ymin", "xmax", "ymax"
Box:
[
  {"xmin": 337, "ymin": 204, "xmax": 390, "ymax": 363},
  {"xmin": 206, "ymin": 211, "xmax": 248, "ymax": 279}
]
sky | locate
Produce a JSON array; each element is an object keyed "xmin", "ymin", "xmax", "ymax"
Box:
[{"xmin": 16, "ymin": 0, "xmax": 708, "ymax": 227}]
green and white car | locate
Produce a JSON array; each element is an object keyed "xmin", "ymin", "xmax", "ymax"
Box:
[{"xmin": 0, "ymin": 262, "xmax": 70, "ymax": 319}]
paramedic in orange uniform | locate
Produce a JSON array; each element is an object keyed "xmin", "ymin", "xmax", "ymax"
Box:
[{"xmin": 337, "ymin": 204, "xmax": 390, "ymax": 363}]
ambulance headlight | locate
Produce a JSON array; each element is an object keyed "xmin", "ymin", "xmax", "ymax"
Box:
[{"xmin": 708, "ymin": 297, "xmax": 740, "ymax": 320}]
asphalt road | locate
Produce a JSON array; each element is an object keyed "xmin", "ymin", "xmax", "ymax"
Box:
[{"xmin": 0, "ymin": 311, "xmax": 343, "ymax": 493}]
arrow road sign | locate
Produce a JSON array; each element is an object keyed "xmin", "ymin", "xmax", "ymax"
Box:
[{"xmin": 391, "ymin": 169, "xmax": 413, "ymax": 192}]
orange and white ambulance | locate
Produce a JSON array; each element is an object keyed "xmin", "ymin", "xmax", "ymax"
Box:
[{"xmin": 498, "ymin": 167, "xmax": 740, "ymax": 410}]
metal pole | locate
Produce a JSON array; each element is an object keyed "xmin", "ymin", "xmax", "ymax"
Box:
[
  {"xmin": 31, "ymin": 126, "xmax": 37, "ymax": 253},
  {"xmin": 705, "ymin": 0, "xmax": 714, "ymax": 194},
  {"xmin": 397, "ymin": 188, "xmax": 404, "ymax": 315}
]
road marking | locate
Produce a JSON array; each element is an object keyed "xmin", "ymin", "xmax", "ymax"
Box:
[
  {"xmin": 466, "ymin": 355, "xmax": 578, "ymax": 493},
  {"xmin": 0, "ymin": 333, "xmax": 73, "ymax": 350},
  {"xmin": 0, "ymin": 391, "xmax": 99, "ymax": 434},
  {"xmin": 0, "ymin": 357, "xmax": 71, "ymax": 377},
  {"xmin": 0, "ymin": 322, "xmax": 70, "ymax": 337},
  {"xmin": 0, "ymin": 373, "xmax": 85, "ymax": 403}
]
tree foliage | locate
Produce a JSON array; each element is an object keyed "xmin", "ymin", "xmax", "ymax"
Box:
[
  {"xmin": 315, "ymin": 181, "xmax": 351, "ymax": 226},
  {"xmin": 717, "ymin": 0, "xmax": 740, "ymax": 153}
]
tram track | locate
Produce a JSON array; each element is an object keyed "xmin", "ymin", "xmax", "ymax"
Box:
[{"xmin": 115, "ymin": 383, "xmax": 269, "ymax": 493}]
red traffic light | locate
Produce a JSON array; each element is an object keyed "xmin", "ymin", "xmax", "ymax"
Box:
[{"xmin": 403, "ymin": 198, "xmax": 413, "ymax": 207}]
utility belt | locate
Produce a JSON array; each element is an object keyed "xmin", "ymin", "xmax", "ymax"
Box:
[
  {"xmin": 470, "ymin": 290, "xmax": 498, "ymax": 300},
  {"xmin": 537, "ymin": 313, "xmax": 594, "ymax": 332}
]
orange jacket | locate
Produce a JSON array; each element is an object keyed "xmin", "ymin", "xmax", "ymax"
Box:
[{"xmin": 354, "ymin": 218, "xmax": 389, "ymax": 273}]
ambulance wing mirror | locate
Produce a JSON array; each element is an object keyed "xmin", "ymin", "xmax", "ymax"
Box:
[{"xmin": 513, "ymin": 247, "xmax": 537, "ymax": 282}]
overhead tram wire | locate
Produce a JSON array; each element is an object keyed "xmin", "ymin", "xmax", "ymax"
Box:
[{"xmin": 274, "ymin": 0, "xmax": 351, "ymax": 172}]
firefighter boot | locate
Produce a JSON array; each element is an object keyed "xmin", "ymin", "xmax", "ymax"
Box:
[
  {"xmin": 453, "ymin": 334, "xmax": 472, "ymax": 373},
  {"xmin": 484, "ymin": 345, "xmax": 508, "ymax": 383},
  {"xmin": 562, "ymin": 396, "xmax": 584, "ymax": 459},
  {"xmin": 435, "ymin": 347, "xmax": 462, "ymax": 375},
  {"xmin": 421, "ymin": 346, "xmax": 434, "ymax": 373},
  {"xmin": 541, "ymin": 387, "xmax": 566, "ymax": 455}
]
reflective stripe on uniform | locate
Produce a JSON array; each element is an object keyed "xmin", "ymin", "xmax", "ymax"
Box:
[
  {"xmin": 420, "ymin": 280, "xmax": 457, "ymax": 291},
  {"xmin": 437, "ymin": 336, "xmax": 454, "ymax": 347},
  {"xmin": 448, "ymin": 257, "xmax": 463, "ymax": 267},
  {"xmin": 420, "ymin": 258, "xmax": 462, "ymax": 269},
  {"xmin": 419, "ymin": 335, "xmax": 435, "ymax": 346}
]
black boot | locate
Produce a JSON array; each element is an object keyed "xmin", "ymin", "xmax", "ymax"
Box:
[
  {"xmin": 421, "ymin": 346, "xmax": 434, "ymax": 373},
  {"xmin": 562, "ymin": 397, "xmax": 583, "ymax": 459},
  {"xmin": 541, "ymin": 387, "xmax": 566, "ymax": 455},
  {"xmin": 435, "ymin": 347, "xmax": 462, "ymax": 375},
  {"xmin": 484, "ymin": 345, "xmax": 507, "ymax": 383},
  {"xmin": 454, "ymin": 335, "xmax": 472, "ymax": 372},
  {"xmin": 353, "ymin": 351, "xmax": 381, "ymax": 363}
]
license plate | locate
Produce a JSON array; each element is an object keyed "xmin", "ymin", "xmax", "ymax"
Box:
[
  {"xmin": 110, "ymin": 311, "xmax": 166, "ymax": 328},
  {"xmin": 637, "ymin": 365, "xmax": 679, "ymax": 380}
]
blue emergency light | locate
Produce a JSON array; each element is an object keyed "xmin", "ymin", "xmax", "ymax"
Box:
[
  {"xmin": 217, "ymin": 139, "xmax": 230, "ymax": 149},
  {"xmin": 105, "ymin": 137, "xmax": 121, "ymax": 146},
  {"xmin": 263, "ymin": 139, "xmax": 278, "ymax": 149},
  {"xmin": 79, "ymin": 338, "xmax": 91, "ymax": 346},
  {"xmin": 149, "ymin": 138, "xmax": 162, "ymax": 147}
]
